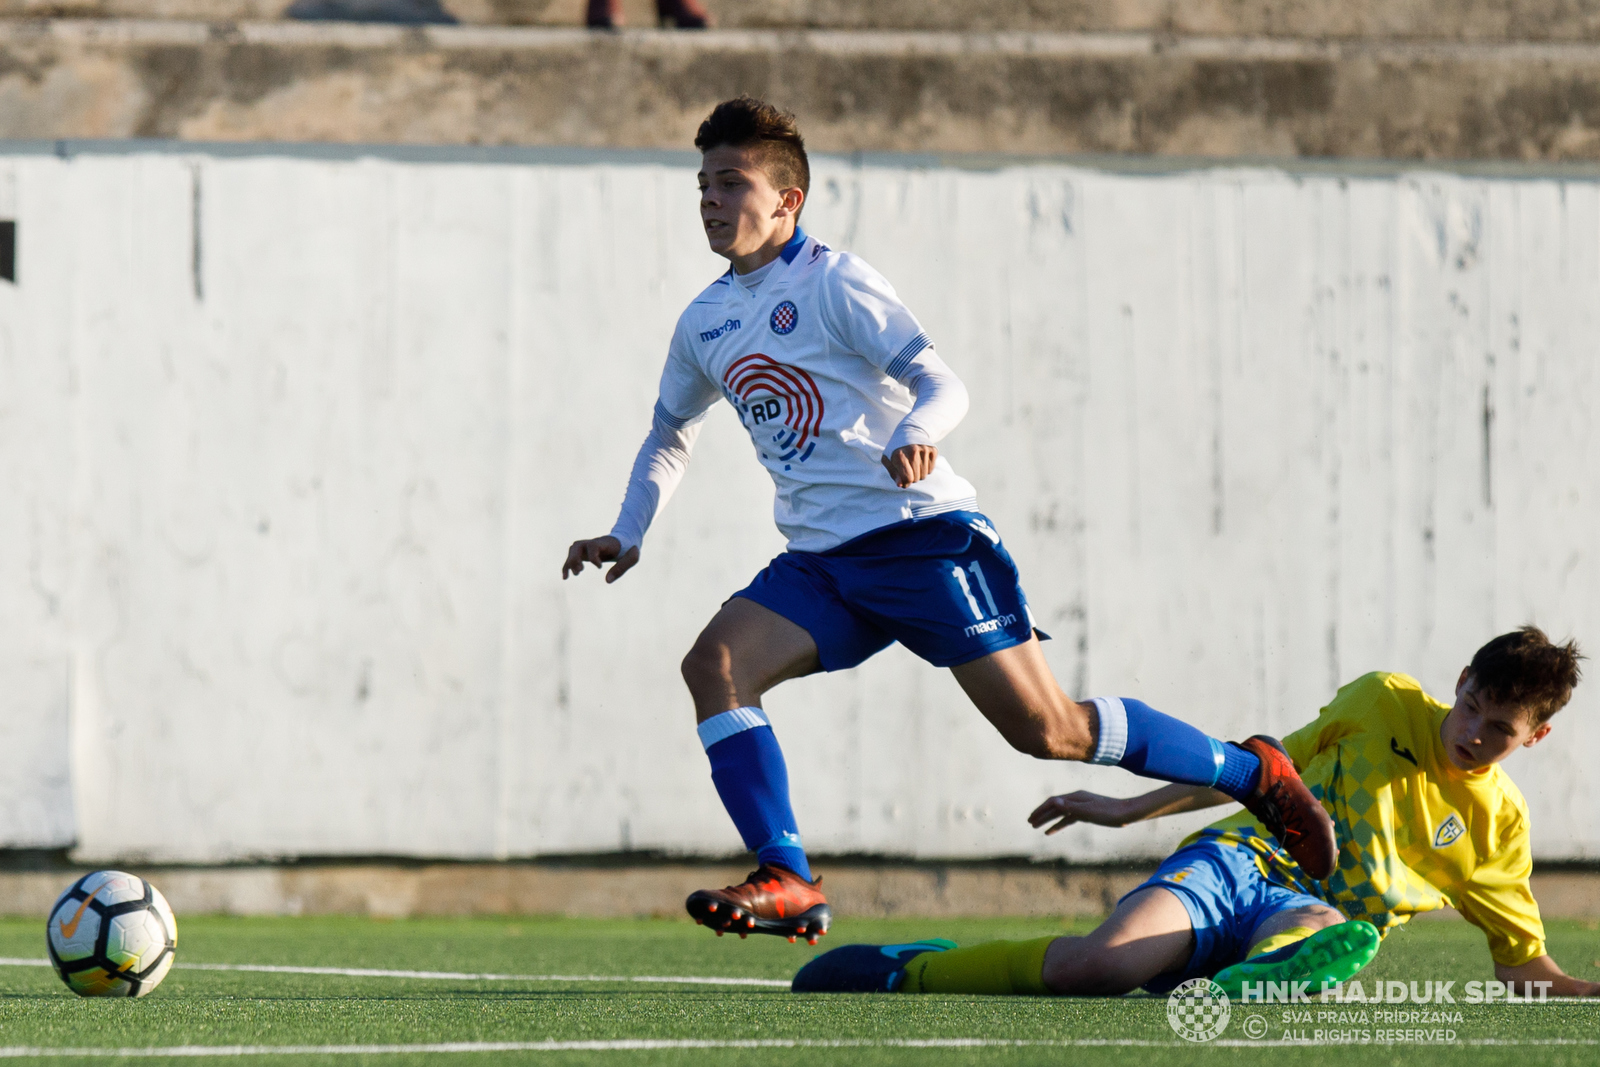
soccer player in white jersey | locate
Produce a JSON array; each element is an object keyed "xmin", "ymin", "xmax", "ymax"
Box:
[{"xmin": 563, "ymin": 97, "xmax": 1336, "ymax": 943}]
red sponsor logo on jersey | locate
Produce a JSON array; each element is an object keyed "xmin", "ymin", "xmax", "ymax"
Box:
[{"xmin": 723, "ymin": 353, "xmax": 824, "ymax": 464}]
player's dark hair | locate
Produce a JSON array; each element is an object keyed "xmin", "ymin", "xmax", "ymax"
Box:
[
  {"xmin": 695, "ymin": 97, "xmax": 810, "ymax": 205},
  {"xmin": 1468, "ymin": 626, "xmax": 1584, "ymax": 724}
]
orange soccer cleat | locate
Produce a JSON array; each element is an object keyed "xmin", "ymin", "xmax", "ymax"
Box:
[
  {"xmin": 1237, "ymin": 735, "xmax": 1339, "ymax": 881},
  {"xmin": 686, "ymin": 865, "xmax": 832, "ymax": 944}
]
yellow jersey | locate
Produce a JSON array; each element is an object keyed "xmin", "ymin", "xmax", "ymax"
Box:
[{"xmin": 1188, "ymin": 672, "xmax": 1545, "ymax": 967}]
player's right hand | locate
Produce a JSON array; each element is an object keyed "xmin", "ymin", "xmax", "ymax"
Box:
[
  {"xmin": 881, "ymin": 444, "xmax": 938, "ymax": 488},
  {"xmin": 562, "ymin": 536, "xmax": 640, "ymax": 583},
  {"xmin": 1028, "ymin": 791, "xmax": 1132, "ymax": 834}
]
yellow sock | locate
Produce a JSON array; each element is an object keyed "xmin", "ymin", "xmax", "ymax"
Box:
[
  {"xmin": 899, "ymin": 937, "xmax": 1055, "ymax": 995},
  {"xmin": 1247, "ymin": 925, "xmax": 1318, "ymax": 959}
]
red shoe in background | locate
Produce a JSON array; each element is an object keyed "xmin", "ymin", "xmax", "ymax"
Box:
[{"xmin": 657, "ymin": 0, "xmax": 711, "ymax": 28}]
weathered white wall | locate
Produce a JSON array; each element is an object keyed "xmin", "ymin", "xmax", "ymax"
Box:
[{"xmin": 0, "ymin": 145, "xmax": 1595, "ymax": 864}]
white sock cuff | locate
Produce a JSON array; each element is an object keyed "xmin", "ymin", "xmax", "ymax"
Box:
[
  {"xmin": 1090, "ymin": 696, "xmax": 1128, "ymax": 766},
  {"xmin": 697, "ymin": 706, "xmax": 771, "ymax": 750}
]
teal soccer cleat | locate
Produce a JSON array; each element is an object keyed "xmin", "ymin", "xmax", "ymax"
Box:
[
  {"xmin": 791, "ymin": 940, "xmax": 957, "ymax": 993},
  {"xmin": 1212, "ymin": 920, "xmax": 1380, "ymax": 1000}
]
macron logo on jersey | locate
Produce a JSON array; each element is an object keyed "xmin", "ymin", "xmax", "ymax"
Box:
[
  {"xmin": 699, "ymin": 318, "xmax": 741, "ymax": 343},
  {"xmin": 723, "ymin": 353, "xmax": 823, "ymax": 466}
]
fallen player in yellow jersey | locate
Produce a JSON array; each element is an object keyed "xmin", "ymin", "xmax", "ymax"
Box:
[{"xmin": 793, "ymin": 626, "xmax": 1599, "ymax": 999}]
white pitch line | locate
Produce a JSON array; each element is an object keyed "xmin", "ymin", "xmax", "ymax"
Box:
[
  {"xmin": 178, "ymin": 963, "xmax": 791, "ymax": 987},
  {"xmin": 0, "ymin": 957, "xmax": 789, "ymax": 988},
  {"xmin": 0, "ymin": 1038, "xmax": 1599, "ymax": 1058},
  {"xmin": 4, "ymin": 956, "xmax": 1597, "ymax": 1002},
  {"xmin": 0, "ymin": 1040, "xmax": 1221, "ymax": 1057}
]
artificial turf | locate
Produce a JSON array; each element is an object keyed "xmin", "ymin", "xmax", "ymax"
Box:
[{"xmin": 0, "ymin": 913, "xmax": 1596, "ymax": 1066}]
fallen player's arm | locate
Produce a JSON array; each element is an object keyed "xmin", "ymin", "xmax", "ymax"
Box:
[
  {"xmin": 1495, "ymin": 954, "xmax": 1600, "ymax": 998},
  {"xmin": 1028, "ymin": 783, "xmax": 1233, "ymax": 835}
]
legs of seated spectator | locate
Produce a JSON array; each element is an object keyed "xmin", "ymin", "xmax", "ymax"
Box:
[
  {"xmin": 656, "ymin": 0, "xmax": 710, "ymax": 27},
  {"xmin": 585, "ymin": 0, "xmax": 619, "ymax": 28},
  {"xmin": 588, "ymin": 0, "xmax": 710, "ymax": 29}
]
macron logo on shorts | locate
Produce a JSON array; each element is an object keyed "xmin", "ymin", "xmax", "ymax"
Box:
[{"xmin": 963, "ymin": 614, "xmax": 1017, "ymax": 637}]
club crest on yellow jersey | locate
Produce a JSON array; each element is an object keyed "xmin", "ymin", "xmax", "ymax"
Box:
[{"xmin": 1433, "ymin": 812, "xmax": 1466, "ymax": 849}]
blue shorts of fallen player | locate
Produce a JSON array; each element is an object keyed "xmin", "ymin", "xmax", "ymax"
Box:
[
  {"xmin": 732, "ymin": 511, "xmax": 1041, "ymax": 670},
  {"xmin": 1127, "ymin": 832, "xmax": 1330, "ymax": 994}
]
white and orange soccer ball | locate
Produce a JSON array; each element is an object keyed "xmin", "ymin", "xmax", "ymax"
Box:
[{"xmin": 46, "ymin": 870, "xmax": 178, "ymax": 997}]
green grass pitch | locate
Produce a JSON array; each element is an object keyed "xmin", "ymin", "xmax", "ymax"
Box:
[{"xmin": 0, "ymin": 912, "xmax": 1596, "ymax": 1065}]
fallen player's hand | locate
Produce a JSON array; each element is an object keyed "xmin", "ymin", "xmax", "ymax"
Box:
[
  {"xmin": 881, "ymin": 444, "xmax": 938, "ymax": 488},
  {"xmin": 562, "ymin": 536, "xmax": 640, "ymax": 583},
  {"xmin": 1028, "ymin": 791, "xmax": 1133, "ymax": 834}
]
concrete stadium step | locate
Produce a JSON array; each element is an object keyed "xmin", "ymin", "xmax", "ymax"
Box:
[
  {"xmin": 2, "ymin": 862, "xmax": 1596, "ymax": 919},
  {"xmin": 3, "ymin": 0, "xmax": 1600, "ymax": 40},
  {"xmin": 5, "ymin": 20, "xmax": 1600, "ymax": 160}
]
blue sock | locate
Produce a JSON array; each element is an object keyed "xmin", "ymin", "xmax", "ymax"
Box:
[
  {"xmin": 698, "ymin": 707, "xmax": 812, "ymax": 882},
  {"xmin": 1214, "ymin": 742, "xmax": 1263, "ymax": 799},
  {"xmin": 1088, "ymin": 697, "xmax": 1262, "ymax": 802}
]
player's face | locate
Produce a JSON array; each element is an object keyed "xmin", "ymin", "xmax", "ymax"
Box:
[
  {"xmin": 697, "ymin": 146, "xmax": 799, "ymax": 265},
  {"xmin": 1440, "ymin": 669, "xmax": 1551, "ymax": 773}
]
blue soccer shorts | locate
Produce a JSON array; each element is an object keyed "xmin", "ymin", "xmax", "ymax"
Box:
[
  {"xmin": 1125, "ymin": 832, "xmax": 1331, "ymax": 993},
  {"xmin": 732, "ymin": 511, "xmax": 1042, "ymax": 670}
]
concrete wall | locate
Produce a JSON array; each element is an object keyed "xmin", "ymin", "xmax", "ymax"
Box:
[{"xmin": 0, "ymin": 143, "xmax": 1596, "ymax": 865}]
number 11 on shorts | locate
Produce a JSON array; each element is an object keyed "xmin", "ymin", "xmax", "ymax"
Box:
[{"xmin": 951, "ymin": 561, "xmax": 999, "ymax": 621}]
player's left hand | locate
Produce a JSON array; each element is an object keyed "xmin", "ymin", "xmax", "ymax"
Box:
[
  {"xmin": 561, "ymin": 536, "xmax": 640, "ymax": 583},
  {"xmin": 1028, "ymin": 791, "xmax": 1134, "ymax": 834},
  {"xmin": 882, "ymin": 444, "xmax": 938, "ymax": 488}
]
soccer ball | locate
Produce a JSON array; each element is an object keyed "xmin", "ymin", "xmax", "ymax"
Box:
[{"xmin": 46, "ymin": 871, "xmax": 178, "ymax": 997}]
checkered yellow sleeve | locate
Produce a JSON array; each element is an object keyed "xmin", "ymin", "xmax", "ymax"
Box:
[
  {"xmin": 1451, "ymin": 810, "xmax": 1546, "ymax": 968},
  {"xmin": 1280, "ymin": 673, "xmax": 1391, "ymax": 770}
]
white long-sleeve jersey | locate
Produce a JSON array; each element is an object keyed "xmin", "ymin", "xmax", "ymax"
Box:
[{"xmin": 610, "ymin": 229, "xmax": 978, "ymax": 555}]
